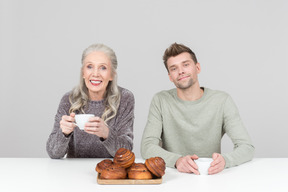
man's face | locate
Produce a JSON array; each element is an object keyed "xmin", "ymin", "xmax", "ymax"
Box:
[{"xmin": 167, "ymin": 52, "xmax": 201, "ymax": 90}]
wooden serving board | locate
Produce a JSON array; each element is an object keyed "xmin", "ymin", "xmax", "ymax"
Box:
[{"xmin": 97, "ymin": 173, "xmax": 162, "ymax": 185}]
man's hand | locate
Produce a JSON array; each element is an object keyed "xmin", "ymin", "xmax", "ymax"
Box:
[
  {"xmin": 175, "ymin": 155, "xmax": 199, "ymax": 174},
  {"xmin": 208, "ymin": 153, "xmax": 225, "ymax": 175}
]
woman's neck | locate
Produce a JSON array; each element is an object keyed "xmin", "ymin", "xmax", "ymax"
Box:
[{"xmin": 89, "ymin": 90, "xmax": 106, "ymax": 101}]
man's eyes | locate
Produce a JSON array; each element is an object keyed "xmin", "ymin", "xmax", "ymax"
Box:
[{"xmin": 170, "ymin": 67, "xmax": 176, "ymax": 71}]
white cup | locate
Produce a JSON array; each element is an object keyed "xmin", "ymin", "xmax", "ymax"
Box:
[
  {"xmin": 74, "ymin": 114, "xmax": 95, "ymax": 130},
  {"xmin": 194, "ymin": 158, "xmax": 213, "ymax": 175}
]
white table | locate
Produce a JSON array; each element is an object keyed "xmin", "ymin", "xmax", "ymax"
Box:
[{"xmin": 0, "ymin": 158, "xmax": 287, "ymax": 192}]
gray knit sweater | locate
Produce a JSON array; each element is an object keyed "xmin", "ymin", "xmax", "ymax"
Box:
[{"xmin": 46, "ymin": 87, "xmax": 134, "ymax": 158}]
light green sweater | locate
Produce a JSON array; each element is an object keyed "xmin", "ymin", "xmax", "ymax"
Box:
[{"xmin": 141, "ymin": 87, "xmax": 255, "ymax": 168}]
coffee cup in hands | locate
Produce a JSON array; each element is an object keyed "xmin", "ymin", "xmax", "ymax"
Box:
[
  {"xmin": 194, "ymin": 158, "xmax": 213, "ymax": 175},
  {"xmin": 74, "ymin": 114, "xmax": 95, "ymax": 130}
]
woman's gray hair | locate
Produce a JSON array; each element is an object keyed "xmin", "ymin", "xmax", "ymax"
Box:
[{"xmin": 69, "ymin": 44, "xmax": 121, "ymax": 124}]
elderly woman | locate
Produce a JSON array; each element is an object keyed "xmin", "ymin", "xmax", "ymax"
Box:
[{"xmin": 46, "ymin": 44, "xmax": 134, "ymax": 158}]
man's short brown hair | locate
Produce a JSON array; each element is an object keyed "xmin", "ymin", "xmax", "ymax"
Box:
[{"xmin": 163, "ymin": 43, "xmax": 198, "ymax": 72}]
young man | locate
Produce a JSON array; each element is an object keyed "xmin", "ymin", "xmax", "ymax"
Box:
[{"xmin": 141, "ymin": 43, "xmax": 255, "ymax": 175}]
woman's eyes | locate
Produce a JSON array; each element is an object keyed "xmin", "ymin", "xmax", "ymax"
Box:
[
  {"xmin": 86, "ymin": 65, "xmax": 107, "ymax": 70},
  {"xmin": 100, "ymin": 66, "xmax": 107, "ymax": 70}
]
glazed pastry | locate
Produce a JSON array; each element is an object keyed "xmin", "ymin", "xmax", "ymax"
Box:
[
  {"xmin": 96, "ymin": 159, "xmax": 113, "ymax": 173},
  {"xmin": 128, "ymin": 163, "xmax": 153, "ymax": 179},
  {"xmin": 145, "ymin": 157, "xmax": 166, "ymax": 177},
  {"xmin": 100, "ymin": 164, "xmax": 127, "ymax": 179},
  {"xmin": 113, "ymin": 148, "xmax": 135, "ymax": 168}
]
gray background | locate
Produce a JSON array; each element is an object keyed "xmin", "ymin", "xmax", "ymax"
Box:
[{"xmin": 0, "ymin": 0, "xmax": 287, "ymax": 158}]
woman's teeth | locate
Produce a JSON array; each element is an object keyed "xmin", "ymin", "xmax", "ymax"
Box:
[{"xmin": 91, "ymin": 80, "xmax": 101, "ymax": 84}]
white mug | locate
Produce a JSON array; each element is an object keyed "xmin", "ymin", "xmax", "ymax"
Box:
[
  {"xmin": 74, "ymin": 114, "xmax": 95, "ymax": 130},
  {"xmin": 194, "ymin": 158, "xmax": 213, "ymax": 175}
]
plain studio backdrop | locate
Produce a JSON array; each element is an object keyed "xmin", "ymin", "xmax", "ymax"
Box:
[{"xmin": 0, "ymin": 0, "xmax": 287, "ymax": 158}]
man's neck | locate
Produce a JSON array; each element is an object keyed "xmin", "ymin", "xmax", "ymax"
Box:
[{"xmin": 176, "ymin": 84, "xmax": 204, "ymax": 101}]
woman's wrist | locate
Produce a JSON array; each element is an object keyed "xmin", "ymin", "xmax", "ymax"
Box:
[{"xmin": 63, "ymin": 132, "xmax": 72, "ymax": 137}]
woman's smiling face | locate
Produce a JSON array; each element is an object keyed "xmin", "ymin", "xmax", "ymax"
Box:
[{"xmin": 82, "ymin": 51, "xmax": 113, "ymax": 100}]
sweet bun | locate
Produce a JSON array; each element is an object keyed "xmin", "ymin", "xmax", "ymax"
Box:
[
  {"xmin": 96, "ymin": 159, "xmax": 113, "ymax": 173},
  {"xmin": 113, "ymin": 148, "xmax": 135, "ymax": 168},
  {"xmin": 127, "ymin": 163, "xmax": 153, "ymax": 180},
  {"xmin": 145, "ymin": 157, "xmax": 166, "ymax": 178},
  {"xmin": 100, "ymin": 164, "xmax": 127, "ymax": 179}
]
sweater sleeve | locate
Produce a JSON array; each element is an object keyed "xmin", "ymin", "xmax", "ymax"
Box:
[
  {"xmin": 141, "ymin": 94, "xmax": 182, "ymax": 168},
  {"xmin": 221, "ymin": 95, "xmax": 255, "ymax": 168},
  {"xmin": 46, "ymin": 93, "xmax": 71, "ymax": 159},
  {"xmin": 102, "ymin": 89, "xmax": 135, "ymax": 157}
]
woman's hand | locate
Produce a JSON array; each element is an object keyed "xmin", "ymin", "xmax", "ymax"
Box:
[
  {"xmin": 60, "ymin": 113, "xmax": 76, "ymax": 135},
  {"xmin": 208, "ymin": 153, "xmax": 226, "ymax": 174},
  {"xmin": 84, "ymin": 116, "xmax": 109, "ymax": 139}
]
